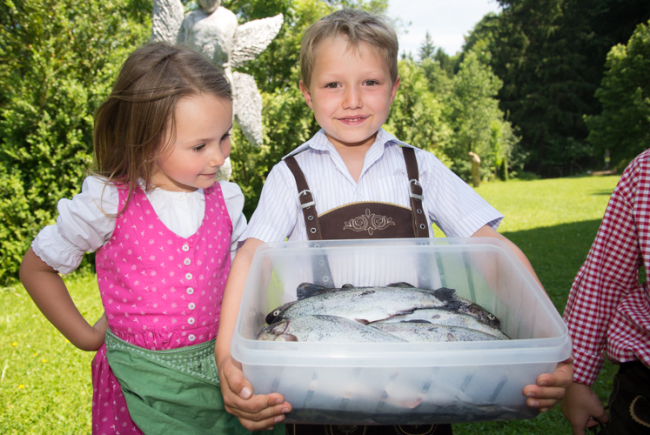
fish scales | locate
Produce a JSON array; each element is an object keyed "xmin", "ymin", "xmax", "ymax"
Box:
[
  {"xmin": 257, "ymin": 315, "xmax": 407, "ymax": 343},
  {"xmin": 370, "ymin": 322, "xmax": 502, "ymax": 343},
  {"xmin": 268, "ymin": 286, "xmax": 457, "ymax": 325}
]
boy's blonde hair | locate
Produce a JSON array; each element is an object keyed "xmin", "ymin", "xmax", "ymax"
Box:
[{"xmin": 300, "ymin": 9, "xmax": 399, "ymax": 89}]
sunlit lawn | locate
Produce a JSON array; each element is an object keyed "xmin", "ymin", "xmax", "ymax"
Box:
[{"xmin": 1, "ymin": 175, "xmax": 621, "ymax": 434}]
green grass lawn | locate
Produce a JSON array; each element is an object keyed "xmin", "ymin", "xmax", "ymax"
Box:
[{"xmin": 1, "ymin": 175, "xmax": 621, "ymax": 434}]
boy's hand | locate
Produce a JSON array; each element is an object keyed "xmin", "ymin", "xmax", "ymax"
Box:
[
  {"xmin": 88, "ymin": 313, "xmax": 108, "ymax": 350},
  {"xmin": 561, "ymin": 382, "xmax": 609, "ymax": 435},
  {"xmin": 219, "ymin": 356, "xmax": 291, "ymax": 431},
  {"xmin": 522, "ymin": 357, "xmax": 574, "ymax": 411}
]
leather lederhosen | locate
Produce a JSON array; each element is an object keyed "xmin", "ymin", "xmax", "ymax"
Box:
[{"xmin": 283, "ymin": 147, "xmax": 452, "ymax": 435}]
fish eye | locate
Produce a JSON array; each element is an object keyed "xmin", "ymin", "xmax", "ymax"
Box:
[
  {"xmin": 488, "ymin": 314, "xmax": 495, "ymax": 320},
  {"xmin": 273, "ymin": 309, "xmax": 281, "ymax": 316}
]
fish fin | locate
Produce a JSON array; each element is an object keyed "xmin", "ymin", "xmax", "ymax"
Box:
[
  {"xmin": 355, "ymin": 318, "xmax": 370, "ymax": 325},
  {"xmin": 277, "ymin": 333, "xmax": 298, "ymax": 342},
  {"xmin": 387, "ymin": 282, "xmax": 416, "ymax": 288},
  {"xmin": 296, "ymin": 282, "xmax": 328, "ymax": 300},
  {"xmin": 401, "ymin": 319, "xmax": 432, "ymax": 324},
  {"xmin": 432, "ymin": 287, "xmax": 458, "ymax": 303},
  {"xmin": 342, "ymin": 283, "xmax": 355, "ymax": 289}
]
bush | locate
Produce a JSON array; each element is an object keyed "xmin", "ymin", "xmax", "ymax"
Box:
[{"xmin": 0, "ymin": 0, "xmax": 151, "ymax": 284}]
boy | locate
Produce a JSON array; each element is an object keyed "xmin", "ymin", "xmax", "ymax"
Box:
[
  {"xmin": 561, "ymin": 151, "xmax": 650, "ymax": 435},
  {"xmin": 216, "ymin": 9, "xmax": 572, "ymax": 434}
]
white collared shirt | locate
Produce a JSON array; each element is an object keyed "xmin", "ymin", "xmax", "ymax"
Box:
[
  {"xmin": 241, "ymin": 129, "xmax": 503, "ymax": 243},
  {"xmin": 32, "ymin": 177, "xmax": 247, "ymax": 275}
]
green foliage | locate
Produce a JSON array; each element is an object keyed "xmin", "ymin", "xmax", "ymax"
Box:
[
  {"xmin": 418, "ymin": 31, "xmax": 435, "ymax": 61},
  {"xmin": 466, "ymin": 0, "xmax": 650, "ymax": 176},
  {"xmin": 587, "ymin": 20, "xmax": 650, "ymax": 167},
  {"xmin": 0, "ymin": 0, "xmax": 151, "ymax": 284},
  {"xmin": 385, "ymin": 60, "xmax": 451, "ymax": 165},
  {"xmin": 445, "ymin": 51, "xmax": 520, "ymax": 182}
]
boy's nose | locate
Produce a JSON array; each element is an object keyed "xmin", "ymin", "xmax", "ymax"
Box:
[{"xmin": 342, "ymin": 86, "xmax": 362, "ymax": 109}]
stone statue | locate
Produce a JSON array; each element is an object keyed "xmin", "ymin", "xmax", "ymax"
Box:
[{"xmin": 152, "ymin": 0, "xmax": 283, "ymax": 180}]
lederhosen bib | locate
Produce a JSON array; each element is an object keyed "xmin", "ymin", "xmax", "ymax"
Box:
[{"xmin": 283, "ymin": 147, "xmax": 452, "ymax": 435}]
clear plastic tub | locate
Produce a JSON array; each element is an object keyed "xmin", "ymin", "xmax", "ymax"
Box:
[{"xmin": 231, "ymin": 238, "xmax": 571, "ymax": 425}]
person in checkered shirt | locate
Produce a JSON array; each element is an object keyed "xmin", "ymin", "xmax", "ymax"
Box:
[{"xmin": 561, "ymin": 150, "xmax": 650, "ymax": 434}]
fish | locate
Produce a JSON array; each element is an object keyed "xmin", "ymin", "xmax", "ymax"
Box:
[
  {"xmin": 257, "ymin": 315, "xmax": 407, "ymax": 343},
  {"xmin": 369, "ymin": 321, "xmax": 503, "ymax": 343},
  {"xmin": 372, "ymin": 309, "xmax": 509, "ymax": 339},
  {"xmin": 266, "ymin": 285, "xmax": 459, "ymax": 325},
  {"xmin": 379, "ymin": 282, "xmax": 503, "ymax": 330}
]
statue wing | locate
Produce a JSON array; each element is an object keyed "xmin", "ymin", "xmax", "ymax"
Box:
[
  {"xmin": 230, "ymin": 14, "xmax": 283, "ymax": 68},
  {"xmin": 232, "ymin": 72, "xmax": 264, "ymax": 146},
  {"xmin": 151, "ymin": 0, "xmax": 185, "ymax": 44}
]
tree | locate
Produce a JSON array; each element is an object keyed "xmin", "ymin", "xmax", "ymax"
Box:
[
  {"xmin": 445, "ymin": 50, "xmax": 518, "ymax": 181},
  {"xmin": 419, "ymin": 31, "xmax": 435, "ymax": 61},
  {"xmin": 587, "ymin": 21, "xmax": 650, "ymax": 168},
  {"xmin": 0, "ymin": 0, "xmax": 151, "ymax": 283}
]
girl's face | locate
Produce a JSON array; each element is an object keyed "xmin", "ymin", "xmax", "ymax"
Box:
[{"xmin": 152, "ymin": 93, "xmax": 233, "ymax": 192}]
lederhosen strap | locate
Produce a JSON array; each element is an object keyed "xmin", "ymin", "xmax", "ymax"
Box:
[
  {"xmin": 284, "ymin": 147, "xmax": 429, "ymax": 240},
  {"xmin": 284, "ymin": 156, "xmax": 324, "ymax": 240},
  {"xmin": 402, "ymin": 146, "xmax": 430, "ymax": 238}
]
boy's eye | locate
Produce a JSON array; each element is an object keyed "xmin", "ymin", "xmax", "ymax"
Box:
[
  {"xmin": 365, "ymin": 80, "xmax": 379, "ymax": 86},
  {"xmin": 324, "ymin": 83, "xmax": 339, "ymax": 89}
]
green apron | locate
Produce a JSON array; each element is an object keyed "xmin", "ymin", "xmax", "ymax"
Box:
[{"xmin": 105, "ymin": 330, "xmax": 284, "ymax": 435}]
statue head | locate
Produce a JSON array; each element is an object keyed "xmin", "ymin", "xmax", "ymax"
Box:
[{"xmin": 197, "ymin": 0, "xmax": 220, "ymax": 14}]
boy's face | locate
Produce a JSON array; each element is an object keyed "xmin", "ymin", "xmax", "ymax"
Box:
[{"xmin": 300, "ymin": 36, "xmax": 400, "ymax": 151}]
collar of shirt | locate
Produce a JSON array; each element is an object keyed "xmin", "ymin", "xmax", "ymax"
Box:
[{"xmin": 284, "ymin": 128, "xmax": 415, "ymax": 184}]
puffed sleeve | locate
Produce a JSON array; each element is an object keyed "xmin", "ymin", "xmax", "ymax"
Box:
[
  {"xmin": 31, "ymin": 177, "xmax": 118, "ymax": 275},
  {"xmin": 219, "ymin": 180, "xmax": 248, "ymax": 259}
]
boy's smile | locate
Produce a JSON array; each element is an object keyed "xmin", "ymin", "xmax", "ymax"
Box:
[{"xmin": 300, "ymin": 36, "xmax": 400, "ymax": 153}]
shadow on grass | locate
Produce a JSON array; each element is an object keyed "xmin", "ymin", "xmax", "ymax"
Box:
[{"xmin": 501, "ymin": 219, "xmax": 603, "ymax": 313}]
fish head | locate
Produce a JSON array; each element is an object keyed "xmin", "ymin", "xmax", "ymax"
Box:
[{"xmin": 265, "ymin": 320, "xmax": 298, "ymax": 341}]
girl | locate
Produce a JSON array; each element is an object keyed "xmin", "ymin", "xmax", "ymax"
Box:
[{"xmin": 19, "ymin": 42, "xmax": 271, "ymax": 434}]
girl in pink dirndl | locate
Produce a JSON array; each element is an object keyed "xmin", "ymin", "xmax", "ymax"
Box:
[{"xmin": 19, "ymin": 43, "xmax": 270, "ymax": 434}]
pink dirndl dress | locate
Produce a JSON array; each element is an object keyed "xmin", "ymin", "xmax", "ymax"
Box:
[{"xmin": 90, "ymin": 184, "xmax": 232, "ymax": 435}]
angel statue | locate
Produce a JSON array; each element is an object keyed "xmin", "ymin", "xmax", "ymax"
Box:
[{"xmin": 152, "ymin": 0, "xmax": 283, "ymax": 180}]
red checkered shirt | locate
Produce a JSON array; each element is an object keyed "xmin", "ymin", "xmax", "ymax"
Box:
[{"xmin": 564, "ymin": 150, "xmax": 650, "ymax": 385}]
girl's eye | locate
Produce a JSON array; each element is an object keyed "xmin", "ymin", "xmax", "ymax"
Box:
[
  {"xmin": 192, "ymin": 144, "xmax": 206, "ymax": 152},
  {"xmin": 221, "ymin": 133, "xmax": 231, "ymax": 142}
]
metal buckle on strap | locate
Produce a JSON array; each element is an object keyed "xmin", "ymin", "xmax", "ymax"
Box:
[
  {"xmin": 409, "ymin": 179, "xmax": 424, "ymax": 201},
  {"xmin": 299, "ymin": 189, "xmax": 315, "ymax": 209}
]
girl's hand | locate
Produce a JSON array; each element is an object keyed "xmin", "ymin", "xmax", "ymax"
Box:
[
  {"xmin": 20, "ymin": 248, "xmax": 104, "ymax": 351},
  {"xmin": 88, "ymin": 313, "xmax": 108, "ymax": 350}
]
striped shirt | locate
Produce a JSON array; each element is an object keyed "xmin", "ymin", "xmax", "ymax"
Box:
[
  {"xmin": 564, "ymin": 150, "xmax": 650, "ymax": 385},
  {"xmin": 241, "ymin": 129, "xmax": 503, "ymax": 243}
]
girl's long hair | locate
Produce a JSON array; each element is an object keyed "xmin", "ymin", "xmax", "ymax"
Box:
[{"xmin": 93, "ymin": 42, "xmax": 231, "ymax": 215}]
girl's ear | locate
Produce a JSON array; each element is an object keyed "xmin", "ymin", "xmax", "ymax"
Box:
[{"xmin": 299, "ymin": 80, "xmax": 314, "ymax": 110}]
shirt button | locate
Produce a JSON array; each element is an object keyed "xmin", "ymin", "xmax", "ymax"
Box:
[
  {"xmin": 182, "ymin": 244, "xmax": 189, "ymax": 252},
  {"xmin": 185, "ymin": 273, "xmax": 192, "ymax": 280},
  {"xmin": 188, "ymin": 317, "xmax": 195, "ymax": 325},
  {"xmin": 188, "ymin": 334, "xmax": 196, "ymax": 342},
  {"xmin": 183, "ymin": 258, "xmax": 191, "ymax": 266},
  {"xmin": 188, "ymin": 303, "xmax": 195, "ymax": 310},
  {"xmin": 186, "ymin": 287, "xmax": 194, "ymax": 295}
]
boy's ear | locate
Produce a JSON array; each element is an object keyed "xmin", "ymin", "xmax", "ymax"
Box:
[
  {"xmin": 389, "ymin": 76, "xmax": 401, "ymax": 104},
  {"xmin": 299, "ymin": 80, "xmax": 315, "ymax": 109}
]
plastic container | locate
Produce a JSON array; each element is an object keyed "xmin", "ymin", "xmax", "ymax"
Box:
[{"xmin": 231, "ymin": 238, "xmax": 571, "ymax": 425}]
